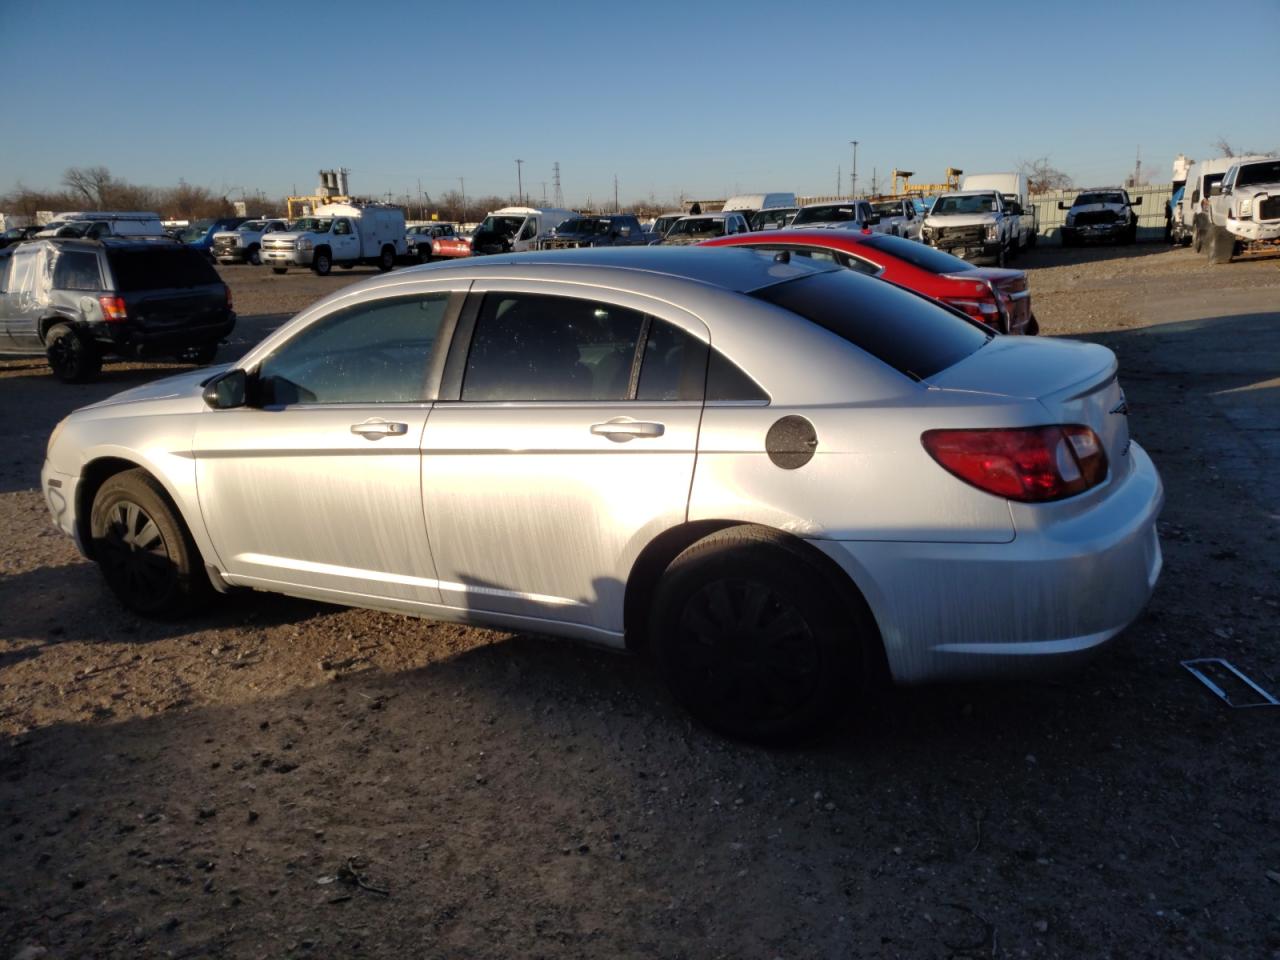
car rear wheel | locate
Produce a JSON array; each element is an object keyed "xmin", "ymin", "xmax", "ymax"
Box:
[
  {"xmin": 271, "ymin": 267, "xmax": 287, "ymax": 275},
  {"xmin": 90, "ymin": 469, "xmax": 211, "ymax": 618},
  {"xmin": 651, "ymin": 526, "xmax": 870, "ymax": 743},
  {"xmin": 312, "ymin": 250, "xmax": 332, "ymax": 276},
  {"xmin": 378, "ymin": 245, "xmax": 395, "ymax": 272},
  {"xmin": 246, "ymin": 244, "xmax": 261, "ymax": 265},
  {"xmin": 45, "ymin": 323, "xmax": 101, "ymax": 383}
]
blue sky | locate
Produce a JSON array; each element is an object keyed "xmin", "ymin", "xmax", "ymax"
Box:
[{"xmin": 2, "ymin": 0, "xmax": 1278, "ymax": 206}]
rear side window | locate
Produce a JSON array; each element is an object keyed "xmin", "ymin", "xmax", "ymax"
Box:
[
  {"xmin": 752, "ymin": 269, "xmax": 990, "ymax": 381},
  {"xmin": 107, "ymin": 247, "xmax": 220, "ymax": 291},
  {"xmin": 858, "ymin": 234, "xmax": 976, "ymax": 274},
  {"xmin": 637, "ymin": 320, "xmax": 707, "ymax": 401},
  {"xmin": 52, "ymin": 251, "xmax": 103, "ymax": 291}
]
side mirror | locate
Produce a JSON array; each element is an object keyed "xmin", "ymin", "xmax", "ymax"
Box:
[
  {"xmin": 1131, "ymin": 197, "xmax": 1143, "ymax": 206},
  {"xmin": 1208, "ymin": 183, "xmax": 1223, "ymax": 197},
  {"xmin": 203, "ymin": 369, "xmax": 247, "ymax": 409},
  {"xmin": 1057, "ymin": 201, "xmax": 1068, "ymax": 210}
]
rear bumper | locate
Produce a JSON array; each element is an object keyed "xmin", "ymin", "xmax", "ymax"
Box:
[
  {"xmin": 811, "ymin": 441, "xmax": 1164, "ymax": 685},
  {"xmin": 1063, "ymin": 222, "xmax": 1127, "ymax": 241},
  {"xmin": 99, "ymin": 314, "xmax": 235, "ymax": 355}
]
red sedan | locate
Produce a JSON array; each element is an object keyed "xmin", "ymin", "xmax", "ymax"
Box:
[{"xmin": 700, "ymin": 229, "xmax": 1037, "ymax": 334}]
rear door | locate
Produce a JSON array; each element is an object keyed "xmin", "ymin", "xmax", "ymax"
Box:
[
  {"xmin": 0, "ymin": 244, "xmax": 47, "ymax": 351},
  {"xmin": 420, "ymin": 282, "xmax": 709, "ymax": 637},
  {"xmin": 106, "ymin": 247, "xmax": 227, "ymax": 334}
]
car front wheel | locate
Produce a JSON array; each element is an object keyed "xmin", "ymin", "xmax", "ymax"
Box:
[
  {"xmin": 313, "ymin": 250, "xmax": 332, "ymax": 276},
  {"xmin": 90, "ymin": 469, "xmax": 211, "ymax": 618},
  {"xmin": 45, "ymin": 323, "xmax": 101, "ymax": 383},
  {"xmin": 651, "ymin": 526, "xmax": 870, "ymax": 743}
]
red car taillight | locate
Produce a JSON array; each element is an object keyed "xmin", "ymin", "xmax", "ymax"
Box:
[
  {"xmin": 98, "ymin": 296, "xmax": 128, "ymax": 323},
  {"xmin": 940, "ymin": 295, "xmax": 1000, "ymax": 323},
  {"xmin": 921, "ymin": 425, "xmax": 1108, "ymax": 502}
]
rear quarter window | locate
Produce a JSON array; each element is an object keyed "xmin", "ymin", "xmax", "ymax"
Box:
[
  {"xmin": 752, "ymin": 269, "xmax": 990, "ymax": 381},
  {"xmin": 107, "ymin": 247, "xmax": 222, "ymax": 291}
]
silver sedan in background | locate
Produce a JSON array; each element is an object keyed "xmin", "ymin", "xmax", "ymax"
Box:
[{"xmin": 41, "ymin": 248, "xmax": 1163, "ymax": 741}]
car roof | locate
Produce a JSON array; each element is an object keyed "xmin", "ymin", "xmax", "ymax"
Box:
[
  {"xmin": 935, "ymin": 190, "xmax": 999, "ymax": 198},
  {"xmin": 701, "ymin": 230, "xmax": 880, "ymax": 253},
  {"xmin": 393, "ymin": 246, "xmax": 841, "ymax": 293}
]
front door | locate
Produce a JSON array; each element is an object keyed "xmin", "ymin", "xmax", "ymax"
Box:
[
  {"xmin": 194, "ymin": 290, "xmax": 460, "ymax": 607},
  {"xmin": 421, "ymin": 283, "xmax": 709, "ymax": 638},
  {"xmin": 330, "ymin": 218, "xmax": 361, "ymax": 261}
]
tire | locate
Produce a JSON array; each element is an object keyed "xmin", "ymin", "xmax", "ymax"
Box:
[
  {"xmin": 650, "ymin": 526, "xmax": 872, "ymax": 743},
  {"xmin": 1061, "ymin": 230, "xmax": 1075, "ymax": 248},
  {"xmin": 45, "ymin": 323, "xmax": 101, "ymax": 383},
  {"xmin": 378, "ymin": 245, "xmax": 395, "ymax": 272},
  {"xmin": 246, "ymin": 244, "xmax": 261, "ymax": 266},
  {"xmin": 1123, "ymin": 221, "xmax": 1137, "ymax": 245},
  {"xmin": 312, "ymin": 249, "xmax": 332, "ymax": 276},
  {"xmin": 178, "ymin": 342, "xmax": 218, "ymax": 365},
  {"xmin": 1192, "ymin": 220, "xmax": 1204, "ymax": 253},
  {"xmin": 272, "ymin": 267, "xmax": 287, "ymax": 275},
  {"xmin": 1208, "ymin": 226, "xmax": 1235, "ymax": 264},
  {"xmin": 90, "ymin": 469, "xmax": 211, "ymax": 618},
  {"xmin": 1026, "ymin": 313, "xmax": 1040, "ymax": 336}
]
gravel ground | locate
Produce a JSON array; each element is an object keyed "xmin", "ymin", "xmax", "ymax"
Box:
[{"xmin": 1, "ymin": 247, "xmax": 1279, "ymax": 959}]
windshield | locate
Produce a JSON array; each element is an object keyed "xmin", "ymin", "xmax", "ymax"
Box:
[
  {"xmin": 479, "ymin": 215, "xmax": 524, "ymax": 236},
  {"xmin": 239, "ymin": 220, "xmax": 266, "ymax": 232},
  {"xmin": 667, "ymin": 218, "xmax": 724, "ymax": 237},
  {"xmin": 1073, "ymin": 192, "xmax": 1126, "ymax": 206},
  {"xmin": 1236, "ymin": 160, "xmax": 1280, "ymax": 187},
  {"xmin": 179, "ymin": 219, "xmax": 214, "ymax": 242},
  {"xmin": 653, "ymin": 216, "xmax": 681, "ymax": 235},
  {"xmin": 290, "ymin": 218, "xmax": 332, "ymax": 233},
  {"xmin": 931, "ymin": 194, "xmax": 997, "ymax": 215},
  {"xmin": 752, "ymin": 270, "xmax": 990, "ymax": 381},
  {"xmin": 793, "ymin": 204, "xmax": 862, "ymax": 225}
]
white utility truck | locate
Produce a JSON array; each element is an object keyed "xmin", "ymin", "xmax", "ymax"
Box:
[
  {"xmin": 960, "ymin": 173, "xmax": 1038, "ymax": 251},
  {"xmin": 260, "ymin": 203, "xmax": 407, "ymax": 275}
]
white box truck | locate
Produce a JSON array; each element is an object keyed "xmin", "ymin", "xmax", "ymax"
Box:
[
  {"xmin": 470, "ymin": 206, "xmax": 577, "ymax": 255},
  {"xmin": 260, "ymin": 202, "xmax": 407, "ymax": 275}
]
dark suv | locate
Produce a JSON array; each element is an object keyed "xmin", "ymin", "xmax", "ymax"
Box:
[
  {"xmin": 0, "ymin": 237, "xmax": 235, "ymax": 382},
  {"xmin": 538, "ymin": 215, "xmax": 648, "ymax": 249}
]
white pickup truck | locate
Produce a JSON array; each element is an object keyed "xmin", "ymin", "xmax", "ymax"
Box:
[
  {"xmin": 211, "ymin": 218, "xmax": 290, "ymax": 265},
  {"xmin": 920, "ymin": 190, "xmax": 1015, "ymax": 265},
  {"xmin": 1203, "ymin": 156, "xmax": 1280, "ymax": 263},
  {"xmin": 260, "ymin": 203, "xmax": 407, "ymax": 275},
  {"xmin": 869, "ymin": 198, "xmax": 923, "ymax": 240}
]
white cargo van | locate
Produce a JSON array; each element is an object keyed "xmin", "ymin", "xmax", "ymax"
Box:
[
  {"xmin": 1178, "ymin": 155, "xmax": 1271, "ymax": 252},
  {"xmin": 35, "ymin": 211, "xmax": 167, "ymax": 239},
  {"xmin": 260, "ymin": 203, "xmax": 407, "ymax": 275},
  {"xmin": 960, "ymin": 173, "xmax": 1038, "ymax": 250},
  {"xmin": 471, "ymin": 206, "xmax": 577, "ymax": 255}
]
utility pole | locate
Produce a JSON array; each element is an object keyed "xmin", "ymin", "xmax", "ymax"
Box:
[
  {"xmin": 837, "ymin": 166, "xmax": 841, "ymax": 196},
  {"xmin": 849, "ymin": 140, "xmax": 859, "ymax": 198},
  {"xmin": 541, "ymin": 182, "xmax": 547, "ymax": 204},
  {"xmin": 417, "ymin": 178, "xmax": 423, "ymax": 218},
  {"xmin": 458, "ymin": 177, "xmax": 466, "ymax": 223},
  {"xmin": 614, "ymin": 174, "xmax": 619, "ymax": 213},
  {"xmin": 871, "ymin": 167, "xmax": 877, "ymax": 196},
  {"xmin": 515, "ymin": 159, "xmax": 524, "ymax": 205}
]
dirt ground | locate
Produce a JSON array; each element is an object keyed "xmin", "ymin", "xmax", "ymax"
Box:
[{"xmin": 2, "ymin": 245, "xmax": 1278, "ymax": 959}]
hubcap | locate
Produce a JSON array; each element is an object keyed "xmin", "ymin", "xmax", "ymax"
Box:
[
  {"xmin": 675, "ymin": 578, "xmax": 819, "ymax": 728},
  {"xmin": 99, "ymin": 500, "xmax": 173, "ymax": 600}
]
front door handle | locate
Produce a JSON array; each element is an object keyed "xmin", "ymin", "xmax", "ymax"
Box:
[
  {"xmin": 590, "ymin": 418, "xmax": 665, "ymax": 442},
  {"xmin": 351, "ymin": 419, "xmax": 408, "ymax": 440}
]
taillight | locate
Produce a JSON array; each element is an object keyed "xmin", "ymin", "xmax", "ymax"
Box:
[
  {"xmin": 98, "ymin": 296, "xmax": 128, "ymax": 323},
  {"xmin": 921, "ymin": 425, "xmax": 1108, "ymax": 502},
  {"xmin": 940, "ymin": 296, "xmax": 1000, "ymax": 323}
]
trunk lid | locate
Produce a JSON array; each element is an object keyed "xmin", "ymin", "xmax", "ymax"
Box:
[
  {"xmin": 926, "ymin": 337, "xmax": 1131, "ymax": 479},
  {"xmin": 126, "ymin": 285, "xmax": 229, "ymax": 332}
]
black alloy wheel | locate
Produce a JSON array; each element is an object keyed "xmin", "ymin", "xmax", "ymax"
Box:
[
  {"xmin": 45, "ymin": 323, "xmax": 101, "ymax": 383},
  {"xmin": 672, "ymin": 577, "xmax": 822, "ymax": 734},
  {"xmin": 313, "ymin": 250, "xmax": 332, "ymax": 275},
  {"xmin": 97, "ymin": 499, "xmax": 176, "ymax": 608}
]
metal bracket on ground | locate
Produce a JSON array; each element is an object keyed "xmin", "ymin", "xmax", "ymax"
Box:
[{"xmin": 1181, "ymin": 658, "xmax": 1280, "ymax": 709}]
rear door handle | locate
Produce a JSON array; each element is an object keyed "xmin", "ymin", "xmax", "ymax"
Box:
[
  {"xmin": 590, "ymin": 419, "xmax": 665, "ymax": 442},
  {"xmin": 351, "ymin": 419, "xmax": 408, "ymax": 440}
]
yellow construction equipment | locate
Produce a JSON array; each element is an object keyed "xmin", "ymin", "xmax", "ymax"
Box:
[{"xmin": 891, "ymin": 168, "xmax": 963, "ymax": 197}]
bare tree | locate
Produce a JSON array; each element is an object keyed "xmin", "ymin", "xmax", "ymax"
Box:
[
  {"xmin": 1214, "ymin": 137, "xmax": 1235, "ymax": 158},
  {"xmin": 1019, "ymin": 156, "xmax": 1073, "ymax": 193},
  {"xmin": 62, "ymin": 166, "xmax": 117, "ymax": 207}
]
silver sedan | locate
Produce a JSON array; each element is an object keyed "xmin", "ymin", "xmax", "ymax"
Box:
[{"xmin": 41, "ymin": 248, "xmax": 1163, "ymax": 741}]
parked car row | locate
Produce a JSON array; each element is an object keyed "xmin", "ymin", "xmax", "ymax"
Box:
[{"xmin": 39, "ymin": 245, "xmax": 1163, "ymax": 742}]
